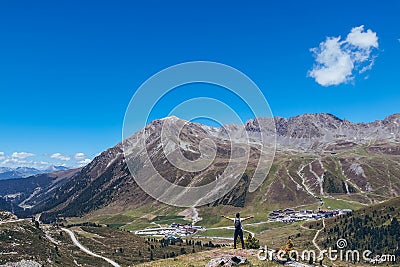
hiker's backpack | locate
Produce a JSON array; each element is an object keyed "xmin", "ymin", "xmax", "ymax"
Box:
[{"xmin": 234, "ymin": 218, "xmax": 242, "ymax": 230}]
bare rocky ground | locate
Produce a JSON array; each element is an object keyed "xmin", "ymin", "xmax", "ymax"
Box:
[{"xmin": 136, "ymin": 248, "xmax": 273, "ymax": 267}]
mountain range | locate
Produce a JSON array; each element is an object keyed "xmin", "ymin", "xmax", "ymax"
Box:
[
  {"xmin": 0, "ymin": 113, "xmax": 399, "ymax": 224},
  {"xmin": 0, "ymin": 166, "xmax": 69, "ymax": 180}
]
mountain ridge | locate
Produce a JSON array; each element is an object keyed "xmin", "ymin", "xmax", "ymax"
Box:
[
  {"xmin": 0, "ymin": 165, "xmax": 70, "ymax": 180},
  {"xmin": 0, "ymin": 113, "xmax": 398, "ymax": 223}
]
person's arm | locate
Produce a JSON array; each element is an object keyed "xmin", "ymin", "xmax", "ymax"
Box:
[
  {"xmin": 221, "ymin": 215, "xmax": 234, "ymax": 221},
  {"xmin": 241, "ymin": 215, "xmax": 254, "ymax": 222}
]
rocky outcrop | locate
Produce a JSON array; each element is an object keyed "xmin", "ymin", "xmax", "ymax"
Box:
[
  {"xmin": 206, "ymin": 256, "xmax": 248, "ymax": 266},
  {"xmin": 0, "ymin": 260, "xmax": 41, "ymax": 267}
]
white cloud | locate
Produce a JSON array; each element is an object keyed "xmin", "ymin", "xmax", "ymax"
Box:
[
  {"xmin": 346, "ymin": 25, "xmax": 378, "ymax": 49},
  {"xmin": 308, "ymin": 37, "xmax": 354, "ymax": 86},
  {"xmin": 0, "ymin": 151, "xmax": 71, "ymax": 170},
  {"xmin": 74, "ymin": 152, "xmax": 86, "ymax": 160},
  {"xmin": 12, "ymin": 152, "xmax": 35, "ymax": 159},
  {"xmin": 74, "ymin": 152, "xmax": 92, "ymax": 167},
  {"xmin": 308, "ymin": 25, "xmax": 379, "ymax": 86},
  {"xmin": 30, "ymin": 161, "xmax": 52, "ymax": 170},
  {"xmin": 50, "ymin": 153, "xmax": 71, "ymax": 161},
  {"xmin": 359, "ymin": 56, "xmax": 376, "ymax": 74},
  {"xmin": 78, "ymin": 158, "xmax": 91, "ymax": 166},
  {"xmin": 0, "ymin": 157, "xmax": 50, "ymax": 170}
]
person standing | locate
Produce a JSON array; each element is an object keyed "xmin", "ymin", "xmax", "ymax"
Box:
[{"xmin": 221, "ymin": 213, "xmax": 254, "ymax": 249}]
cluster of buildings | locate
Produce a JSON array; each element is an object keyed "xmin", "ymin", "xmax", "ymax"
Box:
[
  {"xmin": 268, "ymin": 208, "xmax": 352, "ymax": 223},
  {"xmin": 135, "ymin": 223, "xmax": 204, "ymax": 237},
  {"xmin": 170, "ymin": 223, "xmax": 204, "ymax": 234}
]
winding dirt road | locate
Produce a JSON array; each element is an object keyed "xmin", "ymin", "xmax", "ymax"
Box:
[
  {"xmin": 312, "ymin": 219, "xmax": 325, "ymax": 252},
  {"xmin": 62, "ymin": 228, "xmax": 120, "ymax": 267},
  {"xmin": 0, "ymin": 219, "xmax": 24, "ymax": 225}
]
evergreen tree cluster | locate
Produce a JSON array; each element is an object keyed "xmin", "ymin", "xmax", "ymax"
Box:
[
  {"xmin": 244, "ymin": 234, "xmax": 260, "ymax": 249},
  {"xmin": 321, "ymin": 204, "xmax": 400, "ymax": 257}
]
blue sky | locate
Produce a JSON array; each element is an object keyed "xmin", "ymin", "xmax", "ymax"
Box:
[{"xmin": 0, "ymin": 0, "xmax": 399, "ymax": 168}]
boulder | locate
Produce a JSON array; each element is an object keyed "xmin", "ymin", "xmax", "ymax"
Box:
[
  {"xmin": 0, "ymin": 260, "xmax": 42, "ymax": 267},
  {"xmin": 206, "ymin": 256, "xmax": 247, "ymax": 266}
]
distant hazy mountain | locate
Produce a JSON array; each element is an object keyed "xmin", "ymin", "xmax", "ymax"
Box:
[
  {"xmin": 0, "ymin": 167, "xmax": 12, "ymax": 173},
  {"xmin": 0, "ymin": 168, "xmax": 81, "ymax": 214},
  {"xmin": 44, "ymin": 165, "xmax": 69, "ymax": 173},
  {"xmin": 0, "ymin": 166, "xmax": 69, "ymax": 180},
  {"xmin": 0, "ymin": 113, "xmax": 399, "ymax": 223}
]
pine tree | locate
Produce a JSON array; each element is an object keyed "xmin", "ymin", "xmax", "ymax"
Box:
[{"xmin": 244, "ymin": 234, "xmax": 260, "ymax": 249}]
